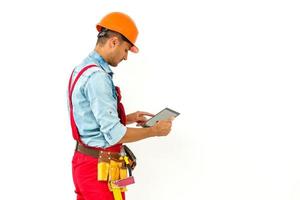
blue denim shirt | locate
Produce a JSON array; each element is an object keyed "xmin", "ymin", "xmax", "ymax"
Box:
[{"xmin": 69, "ymin": 51, "xmax": 127, "ymax": 148}]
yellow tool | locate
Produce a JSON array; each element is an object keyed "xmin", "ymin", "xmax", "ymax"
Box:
[
  {"xmin": 124, "ymin": 156, "xmax": 129, "ymax": 165},
  {"xmin": 112, "ymin": 187, "xmax": 122, "ymax": 200},
  {"xmin": 108, "ymin": 160, "xmax": 123, "ymax": 200}
]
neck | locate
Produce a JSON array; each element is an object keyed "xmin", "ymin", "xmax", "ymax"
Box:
[{"xmin": 94, "ymin": 45, "xmax": 109, "ymax": 63}]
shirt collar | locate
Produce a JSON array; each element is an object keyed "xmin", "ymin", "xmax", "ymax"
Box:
[{"xmin": 89, "ymin": 50, "xmax": 113, "ymax": 76}]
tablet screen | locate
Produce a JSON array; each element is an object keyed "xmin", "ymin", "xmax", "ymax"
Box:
[{"xmin": 143, "ymin": 108, "xmax": 180, "ymax": 127}]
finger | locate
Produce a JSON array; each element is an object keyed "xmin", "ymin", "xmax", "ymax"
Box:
[
  {"xmin": 136, "ymin": 123, "xmax": 143, "ymax": 127},
  {"xmin": 159, "ymin": 119, "xmax": 172, "ymax": 123},
  {"xmin": 137, "ymin": 120, "xmax": 145, "ymax": 124},
  {"xmin": 168, "ymin": 116, "xmax": 175, "ymax": 121},
  {"xmin": 138, "ymin": 111, "xmax": 155, "ymax": 117},
  {"xmin": 138, "ymin": 116, "xmax": 147, "ymax": 120},
  {"xmin": 137, "ymin": 121, "xmax": 146, "ymax": 125},
  {"xmin": 136, "ymin": 116, "xmax": 147, "ymax": 123}
]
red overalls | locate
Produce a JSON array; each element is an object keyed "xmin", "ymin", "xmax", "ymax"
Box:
[{"xmin": 68, "ymin": 65, "xmax": 127, "ymax": 200}]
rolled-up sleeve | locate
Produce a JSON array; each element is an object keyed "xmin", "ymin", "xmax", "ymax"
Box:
[{"xmin": 84, "ymin": 71, "xmax": 127, "ymax": 146}]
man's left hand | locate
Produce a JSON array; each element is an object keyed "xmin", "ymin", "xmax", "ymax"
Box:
[{"xmin": 126, "ymin": 111, "xmax": 154, "ymax": 125}]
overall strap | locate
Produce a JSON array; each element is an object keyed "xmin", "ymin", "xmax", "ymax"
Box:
[
  {"xmin": 115, "ymin": 86, "xmax": 127, "ymax": 125},
  {"xmin": 68, "ymin": 64, "xmax": 97, "ymax": 143}
]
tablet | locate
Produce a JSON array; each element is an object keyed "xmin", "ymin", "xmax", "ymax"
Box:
[{"xmin": 142, "ymin": 107, "xmax": 180, "ymax": 127}]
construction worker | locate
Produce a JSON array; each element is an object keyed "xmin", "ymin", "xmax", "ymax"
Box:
[{"xmin": 68, "ymin": 12, "xmax": 173, "ymax": 200}]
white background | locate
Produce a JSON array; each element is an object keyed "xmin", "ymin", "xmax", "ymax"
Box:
[{"xmin": 0, "ymin": 0, "xmax": 299, "ymax": 199}]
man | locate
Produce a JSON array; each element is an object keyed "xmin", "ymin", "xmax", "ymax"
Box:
[{"xmin": 68, "ymin": 12, "xmax": 173, "ymax": 200}]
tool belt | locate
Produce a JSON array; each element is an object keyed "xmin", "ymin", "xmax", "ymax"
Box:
[
  {"xmin": 76, "ymin": 142, "xmax": 122, "ymax": 160},
  {"xmin": 75, "ymin": 143, "xmax": 136, "ymax": 192}
]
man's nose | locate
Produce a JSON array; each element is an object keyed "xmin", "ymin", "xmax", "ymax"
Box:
[{"xmin": 123, "ymin": 54, "xmax": 128, "ymax": 61}]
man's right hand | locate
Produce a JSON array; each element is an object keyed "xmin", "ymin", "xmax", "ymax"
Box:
[{"xmin": 150, "ymin": 117, "xmax": 174, "ymax": 136}]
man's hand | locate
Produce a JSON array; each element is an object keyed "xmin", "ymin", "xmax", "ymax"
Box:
[
  {"xmin": 126, "ymin": 111, "xmax": 154, "ymax": 125},
  {"xmin": 150, "ymin": 117, "xmax": 174, "ymax": 136}
]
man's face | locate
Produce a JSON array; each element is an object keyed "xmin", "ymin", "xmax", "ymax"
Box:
[{"xmin": 109, "ymin": 38, "xmax": 131, "ymax": 67}]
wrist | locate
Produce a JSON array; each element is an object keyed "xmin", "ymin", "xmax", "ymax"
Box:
[
  {"xmin": 147, "ymin": 126, "xmax": 156, "ymax": 137},
  {"xmin": 126, "ymin": 114, "xmax": 134, "ymax": 122}
]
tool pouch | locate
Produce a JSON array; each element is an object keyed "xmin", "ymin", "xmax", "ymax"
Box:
[
  {"xmin": 97, "ymin": 161, "xmax": 110, "ymax": 181},
  {"xmin": 97, "ymin": 146, "xmax": 137, "ymax": 193},
  {"xmin": 122, "ymin": 145, "xmax": 137, "ymax": 170},
  {"xmin": 97, "ymin": 151, "xmax": 122, "ymax": 181}
]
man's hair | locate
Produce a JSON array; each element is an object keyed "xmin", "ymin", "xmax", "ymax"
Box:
[{"xmin": 96, "ymin": 28, "xmax": 131, "ymax": 46}]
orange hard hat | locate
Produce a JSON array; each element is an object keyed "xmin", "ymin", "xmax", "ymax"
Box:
[{"xmin": 96, "ymin": 12, "xmax": 139, "ymax": 53}]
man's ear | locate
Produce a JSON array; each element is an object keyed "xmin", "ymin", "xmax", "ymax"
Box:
[{"xmin": 109, "ymin": 36, "xmax": 120, "ymax": 48}]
